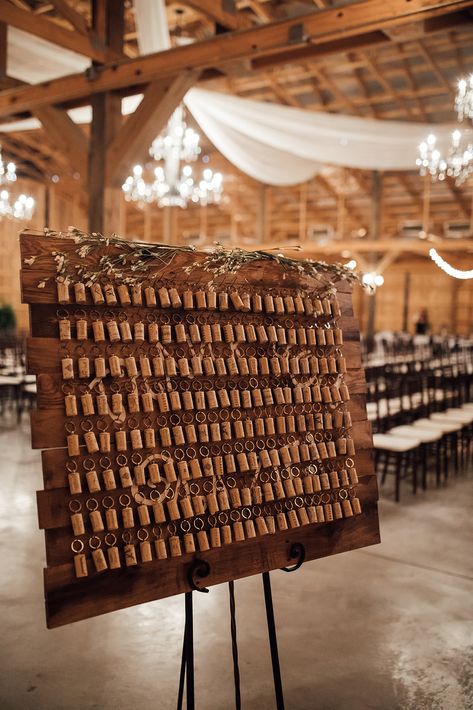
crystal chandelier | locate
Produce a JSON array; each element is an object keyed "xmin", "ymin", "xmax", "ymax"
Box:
[
  {"xmin": 0, "ymin": 146, "xmax": 35, "ymax": 220},
  {"xmin": 416, "ymin": 131, "xmax": 473, "ymax": 184},
  {"xmin": 122, "ymin": 106, "xmax": 223, "ymax": 208},
  {"xmin": 455, "ymin": 74, "xmax": 473, "ymax": 122},
  {"xmin": 417, "ymin": 71, "xmax": 473, "ymax": 185}
]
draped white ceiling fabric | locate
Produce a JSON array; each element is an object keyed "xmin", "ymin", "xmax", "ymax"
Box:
[{"xmin": 1, "ymin": 12, "xmax": 465, "ymax": 185}]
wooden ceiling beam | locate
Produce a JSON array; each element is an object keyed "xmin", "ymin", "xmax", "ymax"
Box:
[
  {"xmin": 0, "ymin": 0, "xmax": 470, "ymax": 118},
  {"xmin": 184, "ymin": 0, "xmax": 252, "ymax": 30},
  {"xmin": 106, "ymin": 70, "xmax": 200, "ymax": 185},
  {"xmin": 33, "ymin": 105, "xmax": 89, "ymax": 183},
  {"xmin": 0, "ymin": 0, "xmax": 122, "ymax": 64},
  {"xmin": 48, "ymin": 0, "xmax": 89, "ymax": 35}
]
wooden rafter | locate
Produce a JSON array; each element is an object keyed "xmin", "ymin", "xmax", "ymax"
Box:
[
  {"xmin": 184, "ymin": 0, "xmax": 252, "ymax": 30},
  {"xmin": 0, "ymin": 0, "xmax": 122, "ymax": 64},
  {"xmin": 0, "ymin": 0, "xmax": 470, "ymax": 118},
  {"xmin": 106, "ymin": 70, "xmax": 201, "ymax": 185},
  {"xmin": 48, "ymin": 0, "xmax": 89, "ymax": 35}
]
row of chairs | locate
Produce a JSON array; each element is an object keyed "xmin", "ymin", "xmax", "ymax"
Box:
[
  {"xmin": 0, "ymin": 334, "xmax": 36, "ymax": 422},
  {"xmin": 366, "ymin": 354, "xmax": 473, "ymax": 501}
]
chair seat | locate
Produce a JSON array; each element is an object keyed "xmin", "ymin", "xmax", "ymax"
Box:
[
  {"xmin": 413, "ymin": 418, "xmax": 460, "ymax": 433},
  {"xmin": 373, "ymin": 433, "xmax": 420, "ymax": 452},
  {"xmin": 430, "ymin": 412, "xmax": 467, "ymax": 426},
  {"xmin": 445, "ymin": 408, "xmax": 473, "ymax": 423},
  {"xmin": 388, "ymin": 425, "xmax": 442, "ymax": 443}
]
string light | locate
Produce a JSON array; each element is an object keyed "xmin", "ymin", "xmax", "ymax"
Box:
[
  {"xmin": 429, "ymin": 248, "xmax": 473, "ymax": 280},
  {"xmin": 362, "ymin": 272, "xmax": 384, "ymax": 288}
]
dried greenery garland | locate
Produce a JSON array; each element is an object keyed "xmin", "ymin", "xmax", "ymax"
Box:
[{"xmin": 28, "ymin": 227, "xmax": 361, "ymax": 289}]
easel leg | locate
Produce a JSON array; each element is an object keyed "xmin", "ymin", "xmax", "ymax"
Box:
[
  {"xmin": 262, "ymin": 572, "xmax": 285, "ymax": 710},
  {"xmin": 228, "ymin": 581, "xmax": 241, "ymax": 710},
  {"xmin": 177, "ymin": 591, "xmax": 195, "ymax": 710}
]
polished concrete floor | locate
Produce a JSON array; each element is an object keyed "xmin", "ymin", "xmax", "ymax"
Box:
[{"xmin": 0, "ymin": 421, "xmax": 472, "ymax": 710}]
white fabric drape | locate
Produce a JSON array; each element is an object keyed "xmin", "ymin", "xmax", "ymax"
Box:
[{"xmin": 184, "ymin": 88, "xmax": 461, "ymax": 184}]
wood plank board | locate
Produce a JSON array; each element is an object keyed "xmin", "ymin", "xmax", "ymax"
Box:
[{"xmin": 20, "ymin": 229, "xmax": 379, "ymax": 629}]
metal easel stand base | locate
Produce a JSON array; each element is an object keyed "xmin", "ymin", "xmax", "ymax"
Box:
[{"xmin": 177, "ymin": 543, "xmax": 305, "ymax": 710}]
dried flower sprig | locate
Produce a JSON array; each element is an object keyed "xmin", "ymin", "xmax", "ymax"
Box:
[{"xmin": 37, "ymin": 228, "xmax": 361, "ymax": 290}]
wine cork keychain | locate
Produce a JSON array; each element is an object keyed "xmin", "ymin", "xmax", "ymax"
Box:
[
  {"xmin": 72, "ymin": 539, "xmax": 88, "ymax": 578},
  {"xmin": 105, "ymin": 533, "xmax": 121, "ymax": 569}
]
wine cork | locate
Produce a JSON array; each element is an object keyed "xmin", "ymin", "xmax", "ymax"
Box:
[
  {"xmin": 86, "ymin": 470, "xmax": 101, "ymax": 493},
  {"xmin": 224, "ymin": 454, "xmax": 236, "ymax": 474},
  {"xmin": 277, "ymin": 328, "xmax": 287, "ymax": 345},
  {"xmin": 223, "ymin": 324, "xmax": 234, "ymax": 343},
  {"xmin": 328, "ymin": 471, "xmax": 340, "ymax": 489},
  {"xmin": 75, "ymin": 320, "xmax": 88, "ymax": 343},
  {"xmin": 154, "ymin": 539, "xmax": 167, "ymax": 559},
  {"xmin": 233, "ymin": 521, "xmax": 245, "ymax": 542},
  {"xmin": 138, "ymin": 504, "xmax": 151, "ymax": 526},
  {"xmin": 248, "ymin": 356, "xmax": 258, "ymax": 375},
  {"xmin": 220, "ymin": 525, "xmax": 231, "ymax": 545},
  {"xmin": 210, "ymin": 424, "xmax": 221, "ymax": 443},
  {"xmin": 218, "ymin": 489, "xmax": 230, "ymax": 511},
  {"xmin": 106, "ymin": 508, "xmax": 119, "ymax": 530},
  {"xmin": 244, "ymin": 420, "xmax": 254, "ymax": 439},
  {"xmin": 307, "ymin": 506, "xmax": 317, "ymax": 524},
  {"xmin": 229, "ymin": 291, "xmax": 243, "ymax": 310},
  {"xmin": 203, "ymin": 358, "xmax": 215, "ymax": 376},
  {"xmin": 107, "ymin": 546, "xmax": 121, "ymax": 569},
  {"xmin": 210, "ymin": 324, "xmax": 221, "ymax": 344},
  {"xmin": 286, "ymin": 416, "xmax": 295, "ymax": 433},
  {"xmin": 114, "ymin": 430, "xmax": 127, "ymax": 452},
  {"xmin": 333, "ymin": 502, "xmax": 343, "ymax": 519},
  {"xmin": 84, "ymin": 431, "xmax": 99, "ymax": 454},
  {"xmin": 71, "ymin": 513, "xmax": 85, "ymax": 535},
  {"xmin": 134, "ymin": 322, "xmax": 145, "ymax": 342},
  {"xmin": 125, "ymin": 544, "xmax": 138, "ymax": 566},
  {"xmin": 169, "ymin": 536, "xmax": 182, "ymax": 557},
  {"xmin": 74, "ymin": 282, "xmax": 86, "ymax": 303},
  {"xmin": 108, "ymin": 355, "xmax": 121, "ymax": 378},
  {"xmin": 190, "ymin": 459, "xmax": 203, "ymax": 478},
  {"xmin": 262, "ymin": 482, "xmax": 274, "ymax": 503},
  {"xmin": 241, "ymin": 390, "xmax": 251, "ymax": 409},
  {"xmin": 243, "ymin": 520, "xmax": 256, "ymax": 538},
  {"xmin": 116, "ymin": 283, "xmax": 131, "ymax": 306},
  {"xmin": 103, "ymin": 469, "xmax": 116, "ymax": 490},
  {"xmin": 316, "ymin": 505, "xmax": 325, "ymax": 522},
  {"xmin": 172, "ymin": 425, "xmax": 185, "ymax": 446},
  {"xmin": 119, "ymin": 465, "xmax": 133, "ymax": 488},
  {"xmin": 346, "ymin": 439, "xmax": 356, "ymax": 456},
  {"xmin": 110, "ymin": 393, "xmax": 122, "ymax": 415},
  {"xmin": 68, "ymin": 472, "xmax": 82, "ymax": 495},
  {"xmin": 78, "ymin": 356, "xmax": 90, "ymax": 379},
  {"xmin": 302, "ymin": 475, "xmax": 313, "ymax": 494},
  {"xmin": 89, "ymin": 510, "xmax": 104, "ymax": 532},
  {"xmin": 140, "ymin": 541, "xmax": 153, "ymax": 563},
  {"xmin": 312, "ymin": 475, "xmax": 322, "ymax": 492},
  {"xmin": 92, "ymin": 320, "xmax": 105, "ymax": 342},
  {"xmin": 191, "ymin": 495, "xmax": 205, "ymax": 515},
  {"xmin": 160, "ymin": 427, "xmax": 172, "ymax": 448},
  {"xmin": 216, "ymin": 389, "xmax": 230, "ymax": 408},
  {"xmin": 122, "ymin": 507, "xmax": 135, "ymax": 528},
  {"xmin": 207, "ymin": 527, "xmax": 220, "ymax": 549},
  {"xmin": 139, "ymin": 356, "xmax": 151, "ymax": 378},
  {"xmin": 134, "ymin": 464, "xmax": 146, "ymax": 486},
  {"xmin": 267, "ymin": 325, "xmax": 277, "ymax": 343},
  {"xmin": 323, "ymin": 504, "xmax": 334, "ymax": 522},
  {"xmin": 144, "ymin": 428, "xmax": 155, "ymax": 449},
  {"xmin": 116, "ymin": 322, "xmax": 131, "ymax": 344},
  {"xmin": 349, "ymin": 468, "xmax": 359, "ymax": 486},
  {"xmin": 337, "ymin": 438, "xmax": 347, "ymax": 456},
  {"xmin": 229, "ymin": 488, "xmax": 242, "ymax": 508},
  {"xmin": 320, "ymin": 472, "xmax": 330, "ymax": 490},
  {"xmin": 163, "ymin": 460, "xmax": 177, "ymax": 482},
  {"xmin": 106, "ymin": 320, "xmax": 120, "ymax": 343},
  {"xmin": 165, "ymin": 357, "xmax": 177, "ymax": 376},
  {"xmin": 180, "ymin": 497, "xmax": 194, "ymax": 519},
  {"xmin": 153, "ymin": 502, "xmax": 166, "ymax": 524},
  {"xmin": 298, "ymin": 508, "xmax": 310, "ymax": 526},
  {"xmin": 74, "ymin": 554, "xmax": 88, "ymax": 578},
  {"xmin": 293, "ymin": 478, "xmax": 304, "ymax": 496},
  {"xmin": 286, "ymin": 510, "xmax": 299, "ymax": 529},
  {"xmin": 156, "ymin": 286, "xmax": 170, "ymax": 308},
  {"xmin": 297, "ymin": 327, "xmax": 307, "ymax": 345},
  {"xmin": 91, "ymin": 283, "xmax": 105, "ymax": 305},
  {"xmin": 326, "ymin": 441, "xmax": 337, "ymax": 459},
  {"xmin": 273, "ymin": 480, "xmax": 284, "ymax": 500},
  {"xmin": 183, "ymin": 533, "xmax": 196, "ymax": 554},
  {"xmin": 64, "ymin": 394, "xmax": 78, "ymax": 417},
  {"xmin": 342, "ymin": 500, "xmax": 354, "ymax": 517},
  {"xmin": 131, "ymin": 284, "xmax": 142, "ymax": 306},
  {"xmin": 236, "ymin": 453, "xmax": 249, "ymax": 473},
  {"xmin": 197, "ymin": 530, "xmax": 210, "ymax": 552},
  {"xmin": 352, "ymin": 498, "xmax": 362, "ymax": 515},
  {"xmin": 229, "ymin": 390, "xmax": 241, "ymax": 408},
  {"xmin": 62, "ymin": 358, "xmax": 74, "ymax": 380},
  {"xmin": 59, "ymin": 319, "xmax": 71, "ymax": 341},
  {"xmin": 340, "ymin": 384, "xmax": 350, "ymax": 401},
  {"xmin": 144, "ymin": 286, "xmax": 156, "ymax": 306}
]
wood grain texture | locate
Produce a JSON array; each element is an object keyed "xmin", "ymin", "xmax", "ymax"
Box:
[{"xmin": 20, "ymin": 229, "xmax": 379, "ymax": 629}]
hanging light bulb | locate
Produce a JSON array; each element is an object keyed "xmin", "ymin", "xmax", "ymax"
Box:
[
  {"xmin": 455, "ymin": 74, "xmax": 473, "ymax": 122},
  {"xmin": 429, "ymin": 248, "xmax": 473, "ymax": 280},
  {"xmin": 0, "ymin": 147, "xmax": 35, "ymax": 220}
]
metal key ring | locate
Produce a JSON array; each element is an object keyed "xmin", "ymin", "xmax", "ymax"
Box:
[{"xmin": 71, "ymin": 539, "xmax": 84, "ymax": 553}]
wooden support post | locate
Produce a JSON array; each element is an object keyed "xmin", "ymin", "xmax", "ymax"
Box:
[
  {"xmin": 366, "ymin": 170, "xmax": 381, "ymax": 346},
  {"xmin": 299, "ymin": 182, "xmax": 308, "ymax": 243},
  {"xmin": 88, "ymin": 0, "xmax": 124, "ymax": 234}
]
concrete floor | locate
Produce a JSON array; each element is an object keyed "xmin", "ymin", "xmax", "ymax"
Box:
[{"xmin": 0, "ymin": 421, "xmax": 472, "ymax": 710}]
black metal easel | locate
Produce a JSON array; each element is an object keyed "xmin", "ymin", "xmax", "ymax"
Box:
[{"xmin": 176, "ymin": 543, "xmax": 305, "ymax": 710}]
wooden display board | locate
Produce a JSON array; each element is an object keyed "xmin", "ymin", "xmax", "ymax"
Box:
[{"xmin": 20, "ymin": 229, "xmax": 379, "ymax": 629}]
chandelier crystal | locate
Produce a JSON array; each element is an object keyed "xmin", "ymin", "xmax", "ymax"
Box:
[
  {"xmin": 0, "ymin": 146, "xmax": 35, "ymax": 220},
  {"xmin": 122, "ymin": 106, "xmax": 223, "ymax": 208},
  {"xmin": 455, "ymin": 74, "xmax": 473, "ymax": 122},
  {"xmin": 416, "ymin": 131, "xmax": 473, "ymax": 184}
]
